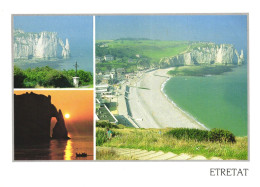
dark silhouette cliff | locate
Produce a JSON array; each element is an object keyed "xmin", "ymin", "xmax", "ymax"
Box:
[
  {"xmin": 52, "ymin": 109, "xmax": 70, "ymax": 139},
  {"xmin": 14, "ymin": 92, "xmax": 70, "ymax": 145}
]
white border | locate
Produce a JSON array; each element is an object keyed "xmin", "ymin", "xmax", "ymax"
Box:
[
  {"xmin": 93, "ymin": 15, "xmax": 96, "ymax": 160},
  {"xmin": 1, "ymin": 0, "xmax": 259, "ymax": 186}
]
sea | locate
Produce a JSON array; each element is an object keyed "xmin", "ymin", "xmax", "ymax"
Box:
[
  {"xmin": 163, "ymin": 65, "xmax": 248, "ymax": 136},
  {"xmin": 14, "ymin": 42, "xmax": 93, "ymax": 72},
  {"xmin": 14, "ymin": 132, "xmax": 93, "ymax": 160}
]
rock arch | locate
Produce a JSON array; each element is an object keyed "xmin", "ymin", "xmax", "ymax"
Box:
[{"xmin": 14, "ymin": 92, "xmax": 70, "ymax": 145}]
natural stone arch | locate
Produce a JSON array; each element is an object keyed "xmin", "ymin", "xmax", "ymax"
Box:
[{"xmin": 14, "ymin": 92, "xmax": 70, "ymax": 145}]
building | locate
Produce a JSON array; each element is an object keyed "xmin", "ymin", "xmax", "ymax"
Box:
[
  {"xmin": 104, "ymin": 55, "xmax": 114, "ymax": 61},
  {"xmin": 100, "ymin": 43, "xmax": 108, "ymax": 48},
  {"xmin": 95, "ymin": 56, "xmax": 103, "ymax": 63}
]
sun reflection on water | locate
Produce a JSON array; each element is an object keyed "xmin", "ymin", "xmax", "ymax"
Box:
[{"xmin": 64, "ymin": 134, "xmax": 73, "ymax": 160}]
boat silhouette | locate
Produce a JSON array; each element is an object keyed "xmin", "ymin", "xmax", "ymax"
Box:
[{"xmin": 76, "ymin": 152, "xmax": 87, "ymax": 157}]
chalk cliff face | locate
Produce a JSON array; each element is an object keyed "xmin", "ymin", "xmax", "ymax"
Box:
[
  {"xmin": 160, "ymin": 43, "xmax": 245, "ymax": 67},
  {"xmin": 13, "ymin": 29, "xmax": 71, "ymax": 60},
  {"xmin": 59, "ymin": 38, "xmax": 71, "ymax": 59}
]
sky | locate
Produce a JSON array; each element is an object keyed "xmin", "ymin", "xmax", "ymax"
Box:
[
  {"xmin": 14, "ymin": 90, "xmax": 93, "ymax": 134},
  {"xmin": 14, "ymin": 15, "xmax": 93, "ymax": 43},
  {"xmin": 96, "ymin": 15, "xmax": 248, "ymax": 51}
]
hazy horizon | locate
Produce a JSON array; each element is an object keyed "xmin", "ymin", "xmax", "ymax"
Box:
[{"xmin": 96, "ymin": 15, "xmax": 247, "ymax": 52}]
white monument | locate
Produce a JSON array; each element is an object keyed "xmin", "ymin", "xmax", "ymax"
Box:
[
  {"xmin": 73, "ymin": 77, "xmax": 80, "ymax": 87},
  {"xmin": 73, "ymin": 61, "xmax": 80, "ymax": 88}
]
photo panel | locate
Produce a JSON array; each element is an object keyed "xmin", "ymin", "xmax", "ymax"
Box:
[
  {"xmin": 95, "ymin": 15, "xmax": 248, "ymax": 161},
  {"xmin": 14, "ymin": 90, "xmax": 94, "ymax": 160},
  {"xmin": 13, "ymin": 15, "xmax": 93, "ymax": 89}
]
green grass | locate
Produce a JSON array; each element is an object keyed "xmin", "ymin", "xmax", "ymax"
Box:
[
  {"xmin": 96, "ymin": 127, "xmax": 248, "ymax": 160},
  {"xmin": 97, "ymin": 39, "xmax": 191, "ymax": 62},
  {"xmin": 168, "ymin": 65, "xmax": 235, "ymax": 76},
  {"xmin": 96, "ymin": 149, "xmax": 137, "ymax": 160}
]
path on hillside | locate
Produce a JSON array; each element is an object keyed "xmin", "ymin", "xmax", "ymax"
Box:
[{"xmin": 97, "ymin": 146, "xmax": 223, "ymax": 160}]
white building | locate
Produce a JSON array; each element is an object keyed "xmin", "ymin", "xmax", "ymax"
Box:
[{"xmin": 104, "ymin": 55, "xmax": 114, "ymax": 61}]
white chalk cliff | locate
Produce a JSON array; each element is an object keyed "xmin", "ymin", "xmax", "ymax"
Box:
[
  {"xmin": 14, "ymin": 29, "xmax": 71, "ymax": 60},
  {"xmin": 59, "ymin": 38, "xmax": 71, "ymax": 59},
  {"xmin": 160, "ymin": 43, "xmax": 245, "ymax": 67}
]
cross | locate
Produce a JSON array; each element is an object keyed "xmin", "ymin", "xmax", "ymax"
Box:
[{"xmin": 73, "ymin": 61, "xmax": 79, "ymax": 76}]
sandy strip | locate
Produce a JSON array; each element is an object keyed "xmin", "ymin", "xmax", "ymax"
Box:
[{"xmin": 128, "ymin": 68, "xmax": 206, "ymax": 129}]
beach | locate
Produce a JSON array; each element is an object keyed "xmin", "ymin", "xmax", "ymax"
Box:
[{"xmin": 122, "ymin": 68, "xmax": 206, "ymax": 129}]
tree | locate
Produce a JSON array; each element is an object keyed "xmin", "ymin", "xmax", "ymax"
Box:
[
  {"xmin": 14, "ymin": 66, "xmax": 26, "ymax": 88},
  {"xmin": 78, "ymin": 70, "xmax": 93, "ymax": 85},
  {"xmin": 44, "ymin": 71, "xmax": 72, "ymax": 88}
]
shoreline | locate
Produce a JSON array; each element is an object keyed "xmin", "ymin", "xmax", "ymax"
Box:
[
  {"xmin": 160, "ymin": 73, "xmax": 209, "ymax": 130},
  {"xmin": 127, "ymin": 68, "xmax": 207, "ymax": 130}
]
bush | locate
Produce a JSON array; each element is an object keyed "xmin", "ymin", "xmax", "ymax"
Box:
[
  {"xmin": 14, "ymin": 66, "xmax": 93, "ymax": 88},
  {"xmin": 78, "ymin": 70, "xmax": 93, "ymax": 86},
  {"xmin": 14, "ymin": 66, "xmax": 26, "ymax": 88},
  {"xmin": 96, "ymin": 129, "xmax": 108, "ymax": 146},
  {"xmin": 96, "ymin": 121, "xmax": 119, "ymax": 129},
  {"xmin": 209, "ymin": 129, "xmax": 236, "ymax": 143},
  {"xmin": 44, "ymin": 71, "xmax": 72, "ymax": 88},
  {"xmin": 165, "ymin": 128, "xmax": 209, "ymax": 142},
  {"xmin": 96, "ymin": 128, "xmax": 120, "ymax": 146},
  {"xmin": 165, "ymin": 128, "xmax": 236, "ymax": 143}
]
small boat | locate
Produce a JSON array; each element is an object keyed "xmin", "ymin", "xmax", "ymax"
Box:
[{"xmin": 76, "ymin": 153, "xmax": 87, "ymax": 157}]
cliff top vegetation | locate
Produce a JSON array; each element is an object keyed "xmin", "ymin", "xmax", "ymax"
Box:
[
  {"xmin": 96, "ymin": 122, "xmax": 248, "ymax": 160},
  {"xmin": 14, "ymin": 65, "xmax": 93, "ymax": 88},
  {"xmin": 168, "ymin": 65, "xmax": 236, "ymax": 76}
]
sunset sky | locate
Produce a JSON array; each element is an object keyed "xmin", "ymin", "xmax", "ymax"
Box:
[{"xmin": 14, "ymin": 90, "xmax": 93, "ymax": 134}]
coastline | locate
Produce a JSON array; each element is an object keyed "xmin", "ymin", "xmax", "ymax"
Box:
[
  {"xmin": 127, "ymin": 68, "xmax": 207, "ymax": 130},
  {"xmin": 160, "ymin": 73, "xmax": 209, "ymax": 130}
]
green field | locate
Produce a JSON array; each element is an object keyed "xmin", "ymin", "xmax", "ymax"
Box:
[
  {"xmin": 96, "ymin": 39, "xmax": 191, "ymax": 62},
  {"xmin": 96, "ymin": 39, "xmax": 221, "ymax": 73}
]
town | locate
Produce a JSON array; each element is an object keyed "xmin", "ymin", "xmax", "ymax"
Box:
[{"xmin": 95, "ymin": 43, "xmax": 152, "ymax": 127}]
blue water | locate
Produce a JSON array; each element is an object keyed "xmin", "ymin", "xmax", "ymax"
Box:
[
  {"xmin": 14, "ymin": 40, "xmax": 93, "ymax": 72},
  {"xmin": 163, "ymin": 65, "xmax": 248, "ymax": 136}
]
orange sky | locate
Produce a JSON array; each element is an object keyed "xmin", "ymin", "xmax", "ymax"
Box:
[{"xmin": 14, "ymin": 90, "xmax": 93, "ymax": 125}]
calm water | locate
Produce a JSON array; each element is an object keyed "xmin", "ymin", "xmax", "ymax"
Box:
[
  {"xmin": 14, "ymin": 42, "xmax": 93, "ymax": 72},
  {"xmin": 163, "ymin": 65, "xmax": 248, "ymax": 136},
  {"xmin": 15, "ymin": 132, "xmax": 93, "ymax": 160}
]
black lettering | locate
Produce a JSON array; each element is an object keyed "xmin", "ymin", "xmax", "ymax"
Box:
[
  {"xmin": 237, "ymin": 169, "xmax": 243, "ymax": 176},
  {"xmin": 226, "ymin": 168, "xmax": 231, "ymax": 176},
  {"xmin": 210, "ymin": 169, "xmax": 215, "ymax": 176},
  {"xmin": 243, "ymin": 169, "xmax": 249, "ymax": 176},
  {"xmin": 233, "ymin": 168, "xmax": 237, "ymax": 176},
  {"xmin": 216, "ymin": 168, "xmax": 220, "ymax": 176},
  {"xmin": 221, "ymin": 168, "xmax": 226, "ymax": 176}
]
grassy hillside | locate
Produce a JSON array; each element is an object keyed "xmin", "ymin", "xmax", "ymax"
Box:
[
  {"xmin": 168, "ymin": 65, "xmax": 236, "ymax": 76},
  {"xmin": 96, "ymin": 126, "xmax": 248, "ymax": 160},
  {"xmin": 96, "ymin": 39, "xmax": 222, "ymax": 73},
  {"xmin": 96, "ymin": 39, "xmax": 191, "ymax": 63}
]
